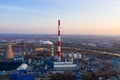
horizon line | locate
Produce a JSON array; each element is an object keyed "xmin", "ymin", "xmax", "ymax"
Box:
[{"xmin": 0, "ymin": 33, "xmax": 120, "ymax": 37}]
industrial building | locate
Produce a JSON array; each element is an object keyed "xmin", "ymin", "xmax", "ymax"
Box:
[
  {"xmin": 51, "ymin": 20, "xmax": 77, "ymax": 73},
  {"xmin": 8, "ymin": 19, "xmax": 81, "ymax": 80}
]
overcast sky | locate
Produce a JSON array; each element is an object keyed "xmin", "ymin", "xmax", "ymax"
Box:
[{"xmin": 0, "ymin": 0, "xmax": 120, "ymax": 35}]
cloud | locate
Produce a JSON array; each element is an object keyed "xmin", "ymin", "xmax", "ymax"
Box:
[
  {"xmin": 0, "ymin": 5, "xmax": 31, "ymax": 11},
  {"xmin": 0, "ymin": 5, "xmax": 59, "ymax": 17}
]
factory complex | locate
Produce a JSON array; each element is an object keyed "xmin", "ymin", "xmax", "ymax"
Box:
[
  {"xmin": 0, "ymin": 20, "xmax": 82, "ymax": 80},
  {"xmin": 0, "ymin": 20, "xmax": 120, "ymax": 80}
]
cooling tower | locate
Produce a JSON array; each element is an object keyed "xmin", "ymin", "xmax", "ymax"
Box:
[{"xmin": 5, "ymin": 44, "xmax": 14, "ymax": 59}]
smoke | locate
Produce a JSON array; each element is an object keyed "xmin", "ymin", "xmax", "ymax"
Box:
[
  {"xmin": 39, "ymin": 40, "xmax": 53, "ymax": 45},
  {"xmin": 44, "ymin": 41, "xmax": 53, "ymax": 45}
]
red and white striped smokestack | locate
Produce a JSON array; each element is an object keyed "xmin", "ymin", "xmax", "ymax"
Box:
[{"xmin": 58, "ymin": 20, "xmax": 61, "ymax": 61}]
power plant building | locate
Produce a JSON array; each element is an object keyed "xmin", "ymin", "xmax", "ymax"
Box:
[
  {"xmin": 53, "ymin": 62, "xmax": 77, "ymax": 71},
  {"xmin": 53, "ymin": 20, "xmax": 77, "ymax": 72}
]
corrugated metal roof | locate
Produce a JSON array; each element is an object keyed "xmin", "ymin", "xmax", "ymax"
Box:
[
  {"xmin": 54, "ymin": 61, "xmax": 73, "ymax": 65},
  {"xmin": 54, "ymin": 64, "xmax": 77, "ymax": 68}
]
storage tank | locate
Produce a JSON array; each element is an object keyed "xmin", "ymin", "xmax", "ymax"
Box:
[
  {"xmin": 68, "ymin": 53, "xmax": 72, "ymax": 58},
  {"xmin": 73, "ymin": 54, "xmax": 78, "ymax": 59},
  {"xmin": 17, "ymin": 63, "xmax": 28, "ymax": 70},
  {"xmin": 62, "ymin": 54, "xmax": 66, "ymax": 58},
  {"xmin": 78, "ymin": 53, "xmax": 82, "ymax": 59}
]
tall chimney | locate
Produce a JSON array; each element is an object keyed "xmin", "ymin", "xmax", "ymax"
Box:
[
  {"xmin": 6, "ymin": 44, "xmax": 14, "ymax": 59},
  {"xmin": 58, "ymin": 20, "xmax": 61, "ymax": 61},
  {"xmin": 51, "ymin": 44, "xmax": 54, "ymax": 57}
]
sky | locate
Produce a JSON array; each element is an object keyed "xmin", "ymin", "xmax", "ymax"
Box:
[{"xmin": 0, "ymin": 0, "xmax": 120, "ymax": 35}]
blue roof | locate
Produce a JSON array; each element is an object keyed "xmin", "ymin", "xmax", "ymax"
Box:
[
  {"xmin": 0, "ymin": 71, "xmax": 5, "ymax": 75},
  {"xmin": 14, "ymin": 56, "xmax": 23, "ymax": 58}
]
